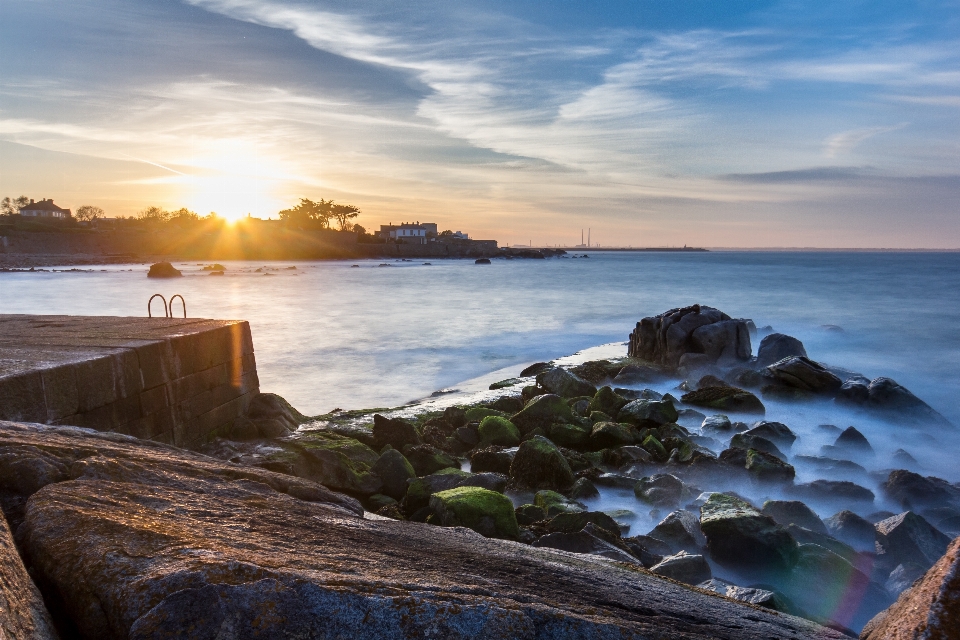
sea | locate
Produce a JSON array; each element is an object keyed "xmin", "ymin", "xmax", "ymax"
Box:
[{"xmin": 3, "ymin": 250, "xmax": 959, "ymax": 629}]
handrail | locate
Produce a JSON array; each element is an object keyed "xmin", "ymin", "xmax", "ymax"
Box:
[
  {"xmin": 148, "ymin": 294, "xmax": 168, "ymax": 318},
  {"xmin": 168, "ymin": 294, "xmax": 186, "ymax": 318}
]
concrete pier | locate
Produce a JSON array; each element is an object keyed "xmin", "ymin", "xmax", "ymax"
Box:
[{"xmin": 0, "ymin": 315, "xmax": 258, "ymax": 448}]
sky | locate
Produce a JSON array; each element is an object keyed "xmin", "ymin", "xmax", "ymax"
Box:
[{"xmin": 1, "ymin": 0, "xmax": 959, "ymax": 247}]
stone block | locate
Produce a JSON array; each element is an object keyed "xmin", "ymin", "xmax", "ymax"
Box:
[
  {"xmin": 0, "ymin": 372, "xmax": 47, "ymax": 423},
  {"xmin": 39, "ymin": 365, "xmax": 79, "ymax": 421}
]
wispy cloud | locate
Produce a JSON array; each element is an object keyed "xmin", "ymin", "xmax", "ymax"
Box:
[{"xmin": 824, "ymin": 123, "xmax": 908, "ymax": 158}]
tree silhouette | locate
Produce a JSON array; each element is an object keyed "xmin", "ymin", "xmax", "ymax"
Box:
[
  {"xmin": 76, "ymin": 205, "xmax": 105, "ymax": 221},
  {"xmin": 278, "ymin": 198, "xmax": 333, "ymax": 228},
  {"xmin": 1, "ymin": 196, "xmax": 29, "ymax": 215},
  {"xmin": 331, "ymin": 203, "xmax": 361, "ymax": 230}
]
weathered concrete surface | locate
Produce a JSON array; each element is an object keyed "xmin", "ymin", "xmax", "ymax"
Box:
[
  {"xmin": 861, "ymin": 536, "xmax": 960, "ymax": 640},
  {"xmin": 0, "ymin": 504, "xmax": 59, "ymax": 639},
  {"xmin": 0, "ymin": 421, "xmax": 846, "ymax": 640},
  {"xmin": 0, "ymin": 315, "xmax": 258, "ymax": 448}
]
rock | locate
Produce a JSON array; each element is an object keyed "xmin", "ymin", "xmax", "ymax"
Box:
[
  {"xmin": 372, "ymin": 414, "xmax": 421, "ymax": 450},
  {"xmin": 836, "ymin": 379, "xmax": 870, "ymax": 406},
  {"xmin": 401, "ymin": 468, "xmax": 472, "ymax": 514},
  {"xmin": 404, "ymin": 444, "xmax": 458, "ymax": 476},
  {"xmin": 884, "ymin": 562, "xmax": 926, "ymax": 598},
  {"xmin": 515, "ymin": 503, "xmax": 547, "ymax": 526},
  {"xmin": 588, "ymin": 386, "xmax": 628, "ymax": 417},
  {"xmin": 370, "ymin": 449, "xmax": 416, "ymax": 500},
  {"xmin": 680, "ymin": 386, "xmax": 765, "ymax": 414},
  {"xmin": 891, "ymin": 449, "xmax": 919, "ymax": 469},
  {"xmin": 228, "ymin": 415, "xmax": 261, "ymax": 440},
  {"xmin": 830, "ymin": 426, "xmax": 874, "ymax": 456},
  {"xmin": 367, "ymin": 493, "xmax": 398, "ymax": 511},
  {"xmin": 146, "ymin": 261, "xmax": 182, "ymax": 277},
  {"xmin": 677, "ymin": 353, "xmax": 713, "ymax": 374},
  {"xmin": 443, "ymin": 406, "xmax": 468, "ymax": 428},
  {"xmin": 865, "ymin": 377, "xmax": 948, "ymax": 424},
  {"xmin": 509, "ymin": 436, "xmax": 575, "ymax": 492},
  {"xmin": 745, "ymin": 449, "xmax": 796, "ymax": 483},
  {"xmin": 464, "ymin": 406, "xmax": 507, "ymax": 422},
  {"xmin": 793, "ymin": 455, "xmax": 867, "ymax": 478},
  {"xmin": 761, "ymin": 501, "xmax": 828, "ymax": 535},
  {"xmin": 534, "ymin": 490, "xmax": 585, "ymax": 516},
  {"xmin": 824, "ymin": 510, "xmax": 877, "ymax": 552},
  {"xmin": 0, "ymin": 508, "xmax": 58, "ymax": 639},
  {"xmin": 536, "ymin": 368, "xmax": 597, "ymax": 398},
  {"xmin": 627, "ymin": 305, "xmax": 751, "ymax": 368},
  {"xmin": 648, "ymin": 509, "xmax": 706, "ymax": 553},
  {"xmin": 861, "ymin": 537, "xmax": 960, "ymax": 640},
  {"xmin": 730, "ymin": 433, "xmax": 786, "ymax": 460},
  {"xmin": 784, "ymin": 524, "xmax": 859, "ymax": 564},
  {"xmin": 459, "ymin": 472, "xmax": 509, "ymax": 494},
  {"xmin": 569, "ymin": 477, "xmax": 600, "ymax": 500},
  {"xmin": 271, "ymin": 432, "xmax": 384, "ymax": 497},
  {"xmin": 533, "ymin": 528, "xmax": 640, "ymax": 565},
  {"xmin": 509, "ymin": 394, "xmax": 572, "ymax": 434},
  {"xmin": 489, "ymin": 378, "xmax": 523, "ymax": 390},
  {"xmin": 589, "ymin": 421, "xmax": 638, "ymax": 449},
  {"xmin": 546, "ymin": 511, "xmax": 622, "ymax": 537},
  {"xmin": 613, "ymin": 364, "xmax": 663, "ymax": 385},
  {"xmin": 650, "ymin": 551, "xmax": 712, "ymax": 585},
  {"xmin": 764, "ymin": 356, "xmax": 842, "ymax": 394},
  {"xmin": 634, "ymin": 474, "xmax": 685, "ymax": 508},
  {"xmin": 790, "ymin": 480, "xmax": 875, "ymax": 505},
  {"xmin": 883, "ymin": 469, "xmax": 955, "ymax": 511},
  {"xmin": 0, "ymin": 421, "xmax": 848, "ymax": 640},
  {"xmin": 700, "ymin": 493, "xmax": 800, "ymax": 573},
  {"xmin": 875, "ymin": 511, "xmax": 951, "ymax": 570},
  {"xmin": 756, "ymin": 333, "xmax": 807, "ymax": 368},
  {"xmin": 545, "ymin": 423, "xmax": 590, "ymax": 448},
  {"xmin": 477, "ymin": 416, "xmax": 520, "ymax": 447},
  {"xmin": 697, "ymin": 579, "xmax": 788, "ymax": 612},
  {"xmin": 246, "ymin": 392, "xmax": 301, "ymax": 433},
  {"xmin": 617, "ymin": 399, "xmax": 679, "ymax": 427},
  {"xmin": 744, "ymin": 421, "xmax": 796, "ymax": 449},
  {"xmin": 429, "ymin": 486, "xmax": 519, "ymax": 539},
  {"xmin": 468, "ymin": 446, "xmax": 514, "ymax": 475},
  {"xmin": 700, "ymin": 414, "xmax": 732, "ymax": 436}
]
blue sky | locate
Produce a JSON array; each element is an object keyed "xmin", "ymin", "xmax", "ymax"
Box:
[{"xmin": 1, "ymin": 0, "xmax": 959, "ymax": 246}]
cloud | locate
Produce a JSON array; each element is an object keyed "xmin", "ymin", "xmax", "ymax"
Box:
[
  {"xmin": 721, "ymin": 167, "xmax": 867, "ymax": 183},
  {"xmin": 823, "ymin": 123, "xmax": 908, "ymax": 158}
]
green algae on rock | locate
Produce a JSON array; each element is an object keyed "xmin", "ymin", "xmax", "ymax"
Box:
[
  {"xmin": 477, "ymin": 416, "xmax": 520, "ymax": 447},
  {"xmin": 429, "ymin": 486, "xmax": 520, "ymax": 539}
]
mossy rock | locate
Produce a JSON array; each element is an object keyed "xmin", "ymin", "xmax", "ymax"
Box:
[
  {"xmin": 477, "ymin": 416, "xmax": 520, "ymax": 447},
  {"xmin": 366, "ymin": 493, "xmax": 398, "ymax": 511},
  {"xmin": 546, "ymin": 511, "xmax": 622, "ymax": 537},
  {"xmin": 429, "ymin": 486, "xmax": 520, "ymax": 539},
  {"xmin": 465, "ymin": 407, "xmax": 508, "ymax": 422},
  {"xmin": 681, "ymin": 387, "xmax": 765, "ymax": 414},
  {"xmin": 534, "ymin": 490, "xmax": 585, "ymax": 517},
  {"xmin": 279, "ymin": 432, "xmax": 383, "ymax": 496},
  {"xmin": 546, "ymin": 423, "xmax": 590, "ymax": 448},
  {"xmin": 618, "ymin": 399, "xmax": 679, "ymax": 427},
  {"xmin": 745, "ymin": 449, "xmax": 795, "ymax": 483},
  {"xmin": 403, "ymin": 444, "xmax": 459, "ymax": 476},
  {"xmin": 402, "ymin": 468, "xmax": 473, "ymax": 514},
  {"xmin": 641, "ymin": 434, "xmax": 667, "ymax": 461},
  {"xmin": 590, "ymin": 422, "xmax": 639, "ymax": 449},
  {"xmin": 588, "ymin": 411, "xmax": 613, "ymax": 424},
  {"xmin": 509, "ymin": 435, "xmax": 575, "ymax": 491},
  {"xmin": 510, "ymin": 394, "xmax": 572, "ymax": 434},
  {"xmin": 588, "ymin": 386, "xmax": 628, "ymax": 417},
  {"xmin": 515, "ymin": 503, "xmax": 547, "ymax": 526},
  {"xmin": 370, "ymin": 449, "xmax": 416, "ymax": 500},
  {"xmin": 489, "ymin": 378, "xmax": 523, "ymax": 390}
]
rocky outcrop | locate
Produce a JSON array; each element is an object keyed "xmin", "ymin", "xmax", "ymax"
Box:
[
  {"xmin": 0, "ymin": 509, "xmax": 58, "ymax": 639},
  {"xmin": 146, "ymin": 261, "xmax": 182, "ymax": 278},
  {"xmin": 763, "ymin": 356, "xmax": 843, "ymax": 394},
  {"xmin": 0, "ymin": 420, "xmax": 850, "ymax": 639},
  {"xmin": 755, "ymin": 333, "xmax": 807, "ymax": 368},
  {"xmin": 681, "ymin": 386, "xmax": 765, "ymax": 414},
  {"xmin": 536, "ymin": 368, "xmax": 597, "ymax": 398},
  {"xmin": 650, "ymin": 551, "xmax": 711, "ymax": 585},
  {"xmin": 700, "ymin": 493, "xmax": 800, "ymax": 573},
  {"xmin": 628, "ymin": 305, "xmax": 751, "ymax": 368},
  {"xmin": 861, "ymin": 536, "xmax": 960, "ymax": 640}
]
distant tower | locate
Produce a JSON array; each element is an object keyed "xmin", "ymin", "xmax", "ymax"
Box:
[{"xmin": 588, "ymin": 228, "xmax": 591, "ymax": 248}]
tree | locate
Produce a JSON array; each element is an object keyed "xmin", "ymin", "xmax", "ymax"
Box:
[
  {"xmin": 137, "ymin": 206, "xmax": 170, "ymax": 223},
  {"xmin": 1, "ymin": 195, "xmax": 29, "ymax": 216},
  {"xmin": 439, "ymin": 230, "xmax": 454, "ymax": 237},
  {"xmin": 330, "ymin": 203, "xmax": 361, "ymax": 231},
  {"xmin": 277, "ymin": 198, "xmax": 333, "ymax": 228},
  {"xmin": 167, "ymin": 207, "xmax": 199, "ymax": 225},
  {"xmin": 75, "ymin": 205, "xmax": 105, "ymax": 222},
  {"xmin": 352, "ymin": 224, "xmax": 367, "ymax": 236}
]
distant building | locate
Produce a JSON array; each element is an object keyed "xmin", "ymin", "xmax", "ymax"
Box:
[
  {"xmin": 19, "ymin": 198, "xmax": 72, "ymax": 218},
  {"xmin": 378, "ymin": 222, "xmax": 438, "ymax": 245}
]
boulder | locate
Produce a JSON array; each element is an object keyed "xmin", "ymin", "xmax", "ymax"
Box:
[
  {"xmin": 468, "ymin": 446, "xmax": 514, "ymax": 475},
  {"xmin": 477, "ymin": 416, "xmax": 520, "ymax": 447},
  {"xmin": 536, "ymin": 368, "xmax": 597, "ymax": 398},
  {"xmin": 875, "ymin": 511, "xmax": 951, "ymax": 570},
  {"xmin": 697, "ymin": 579, "xmax": 788, "ymax": 612},
  {"xmin": 700, "ymin": 493, "xmax": 800, "ymax": 573},
  {"xmin": 743, "ymin": 421, "xmax": 796, "ymax": 449},
  {"xmin": 533, "ymin": 528, "xmax": 640, "ymax": 565},
  {"xmin": 680, "ymin": 386, "xmax": 765, "ymax": 414},
  {"xmin": 883, "ymin": 469, "xmax": 955, "ymax": 511},
  {"xmin": 866, "ymin": 377, "xmax": 947, "ymax": 422},
  {"xmin": 429, "ymin": 486, "xmax": 520, "ymax": 539},
  {"xmin": 146, "ymin": 261, "xmax": 182, "ymax": 278},
  {"xmin": 588, "ymin": 386, "xmax": 628, "ymax": 417},
  {"xmin": 546, "ymin": 511, "xmax": 622, "ymax": 537},
  {"xmin": 700, "ymin": 414, "xmax": 732, "ymax": 436},
  {"xmin": 884, "ymin": 562, "xmax": 926, "ymax": 598},
  {"xmin": 612, "ymin": 364, "xmax": 663, "ymax": 385},
  {"xmin": 404, "ymin": 444, "xmax": 459, "ymax": 477},
  {"xmin": 836, "ymin": 379, "xmax": 870, "ymax": 406},
  {"xmin": 745, "ymin": 449, "xmax": 795, "ymax": 483},
  {"xmin": 650, "ymin": 551, "xmax": 712, "ymax": 585},
  {"xmin": 589, "ymin": 422, "xmax": 638, "ymax": 449},
  {"xmin": 401, "ymin": 468, "xmax": 472, "ymax": 514},
  {"xmin": 370, "ymin": 449, "xmax": 416, "ymax": 500},
  {"xmin": 459, "ymin": 472, "xmax": 509, "ymax": 494},
  {"xmin": 246, "ymin": 392, "xmax": 301, "ymax": 435},
  {"xmin": 546, "ymin": 422, "xmax": 590, "ymax": 448},
  {"xmin": 761, "ymin": 501, "xmax": 828, "ymax": 535},
  {"xmin": 569, "ymin": 477, "xmax": 600, "ymax": 500},
  {"xmin": 0, "ymin": 508, "xmax": 58, "ymax": 639},
  {"xmin": 764, "ymin": 357, "xmax": 842, "ymax": 394},
  {"xmin": 824, "ymin": 510, "xmax": 877, "ymax": 552},
  {"xmin": 509, "ymin": 436, "xmax": 575, "ymax": 492},
  {"xmin": 534, "ymin": 490, "xmax": 585, "ymax": 517},
  {"xmin": 627, "ymin": 305, "xmax": 751, "ymax": 368},
  {"xmin": 617, "ymin": 399, "xmax": 678, "ymax": 427},
  {"xmin": 2, "ymin": 421, "xmax": 848, "ymax": 640},
  {"xmin": 271, "ymin": 432, "xmax": 383, "ymax": 497},
  {"xmin": 789, "ymin": 480, "xmax": 875, "ymax": 505},
  {"xmin": 372, "ymin": 414, "xmax": 421, "ymax": 450},
  {"xmin": 756, "ymin": 333, "xmax": 807, "ymax": 368},
  {"xmin": 891, "ymin": 449, "xmax": 920, "ymax": 469},
  {"xmin": 861, "ymin": 537, "xmax": 960, "ymax": 640},
  {"xmin": 464, "ymin": 406, "xmax": 507, "ymax": 422},
  {"xmin": 515, "ymin": 503, "xmax": 547, "ymax": 526},
  {"xmin": 509, "ymin": 394, "xmax": 572, "ymax": 434},
  {"xmin": 648, "ymin": 509, "xmax": 706, "ymax": 553},
  {"xmin": 784, "ymin": 525, "xmax": 859, "ymax": 564},
  {"xmin": 634, "ymin": 474, "xmax": 685, "ymax": 508},
  {"xmin": 730, "ymin": 433, "xmax": 785, "ymax": 460}
]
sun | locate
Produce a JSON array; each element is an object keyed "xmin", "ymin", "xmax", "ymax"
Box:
[{"xmin": 184, "ymin": 174, "xmax": 282, "ymax": 222}]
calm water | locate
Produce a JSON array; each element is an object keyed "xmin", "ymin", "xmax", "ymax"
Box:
[{"xmin": 2, "ymin": 252, "xmax": 959, "ymax": 423}]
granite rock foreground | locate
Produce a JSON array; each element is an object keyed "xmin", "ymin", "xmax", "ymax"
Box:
[{"xmin": 0, "ymin": 421, "xmax": 849, "ymax": 639}]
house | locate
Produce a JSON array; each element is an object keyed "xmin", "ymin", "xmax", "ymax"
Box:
[
  {"xmin": 378, "ymin": 222, "xmax": 438, "ymax": 245},
  {"xmin": 19, "ymin": 199, "xmax": 72, "ymax": 218}
]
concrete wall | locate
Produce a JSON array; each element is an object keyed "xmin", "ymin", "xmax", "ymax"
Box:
[{"xmin": 0, "ymin": 316, "xmax": 259, "ymax": 449}]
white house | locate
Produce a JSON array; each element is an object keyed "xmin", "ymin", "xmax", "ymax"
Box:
[
  {"xmin": 19, "ymin": 198, "xmax": 72, "ymax": 218},
  {"xmin": 378, "ymin": 222, "xmax": 438, "ymax": 245}
]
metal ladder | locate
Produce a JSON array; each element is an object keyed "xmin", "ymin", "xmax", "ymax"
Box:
[{"xmin": 148, "ymin": 294, "xmax": 187, "ymax": 318}]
